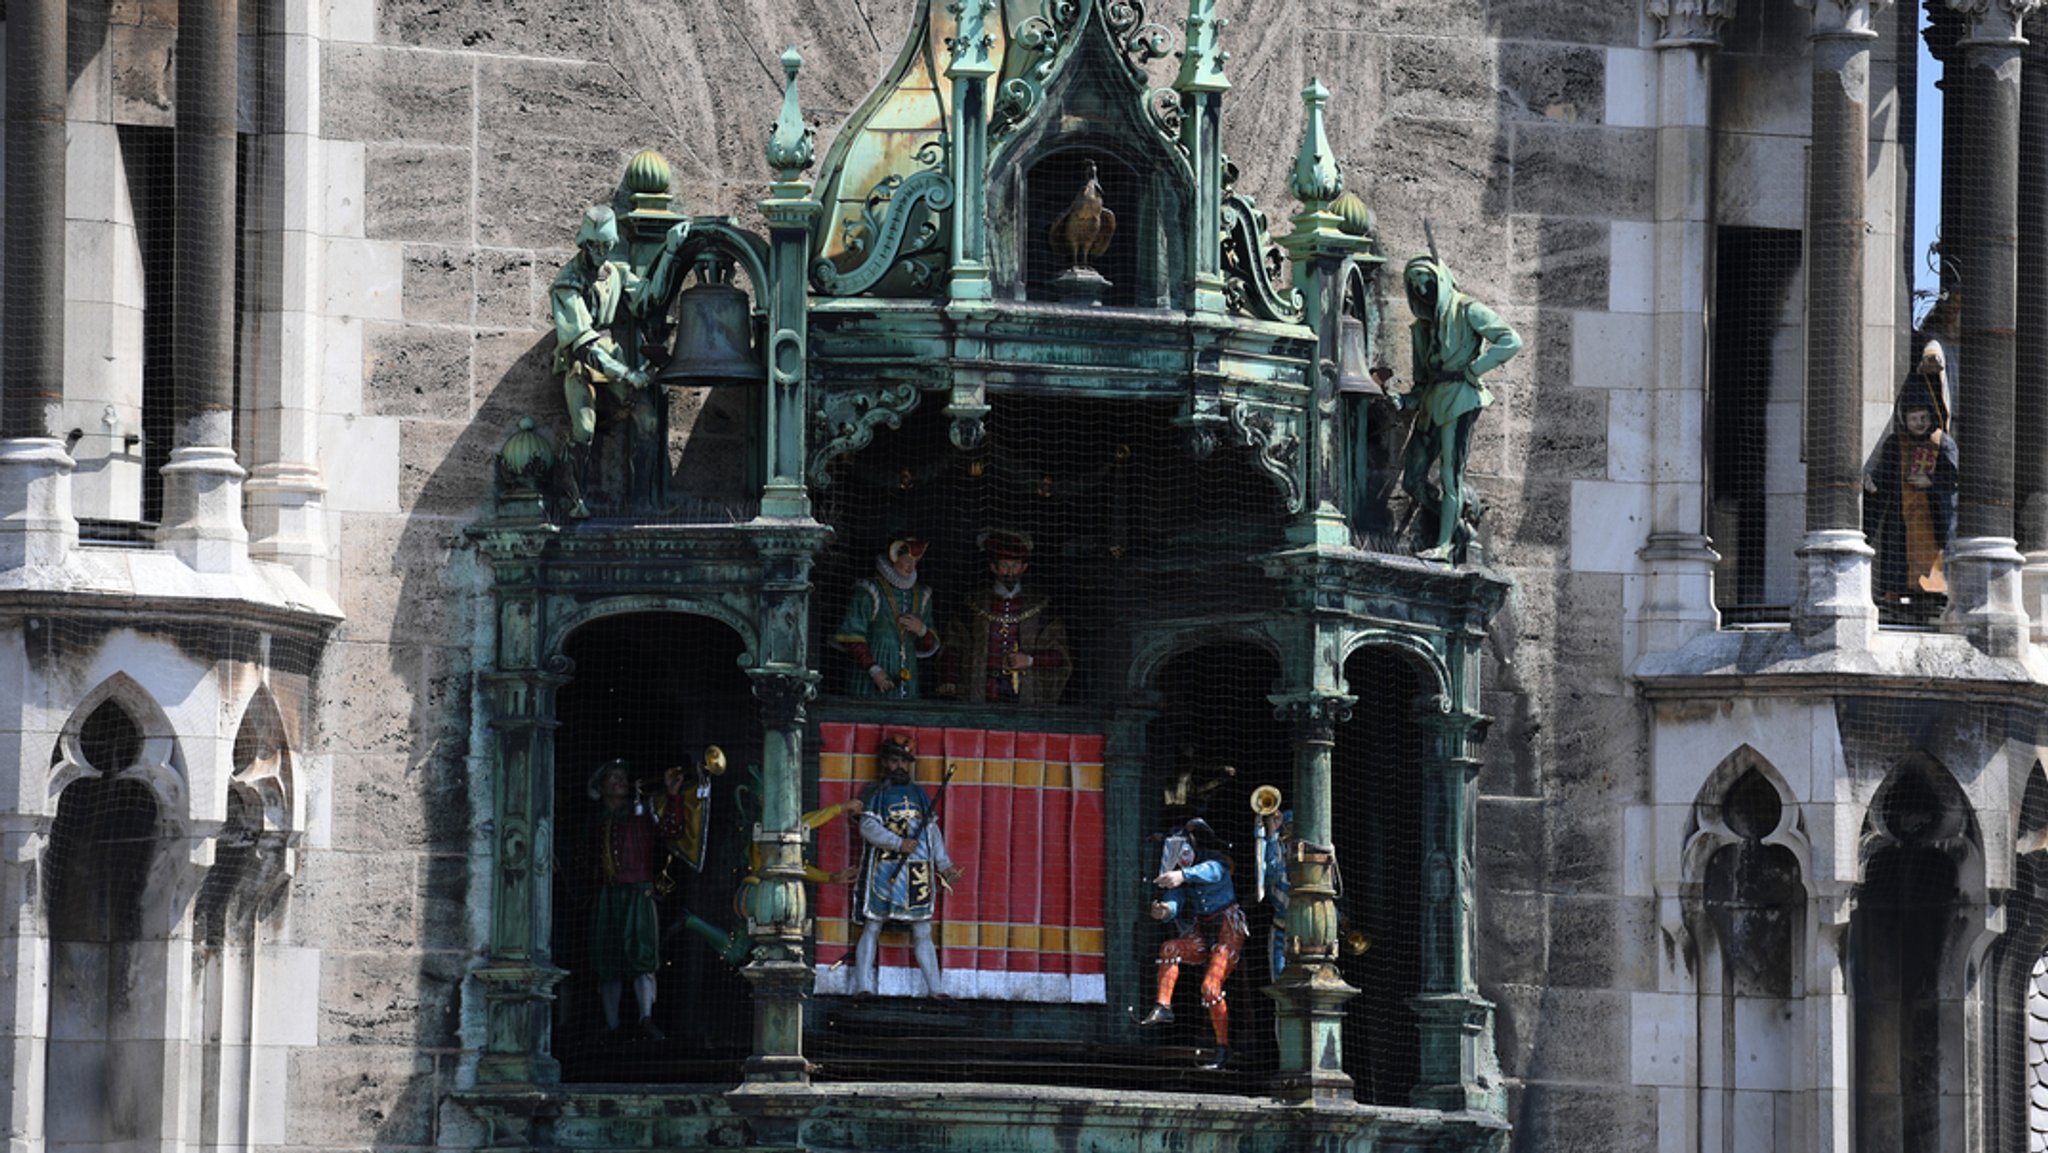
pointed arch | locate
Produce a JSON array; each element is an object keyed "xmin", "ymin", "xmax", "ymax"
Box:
[
  {"xmin": 1851, "ymin": 751, "xmax": 1980, "ymax": 1153},
  {"xmin": 230, "ymin": 684, "xmax": 292, "ymax": 834},
  {"xmin": 1678, "ymin": 744, "xmax": 1809, "ymax": 1152},
  {"xmin": 47, "ymin": 673, "xmax": 186, "ymax": 820}
]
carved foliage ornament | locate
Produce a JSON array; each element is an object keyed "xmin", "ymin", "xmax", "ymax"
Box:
[
  {"xmin": 1221, "ymin": 166, "xmax": 1305, "ymax": 323},
  {"xmin": 1942, "ymin": 0, "xmax": 2037, "ymax": 42},
  {"xmin": 810, "ymin": 382, "xmax": 922, "ymax": 483},
  {"xmin": 812, "ymin": 141, "xmax": 955, "ymax": 296},
  {"xmin": 1649, "ymin": 0, "xmax": 1735, "ymax": 45}
]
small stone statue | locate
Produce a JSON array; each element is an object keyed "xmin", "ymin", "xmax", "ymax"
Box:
[
  {"xmin": 1862, "ymin": 338, "xmax": 1957, "ymax": 613},
  {"xmin": 551, "ymin": 205, "xmax": 686, "ymax": 517},
  {"xmin": 1393, "ymin": 252, "xmax": 1522, "ymax": 562}
]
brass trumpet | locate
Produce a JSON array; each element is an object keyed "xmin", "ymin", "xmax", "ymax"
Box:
[{"xmin": 1251, "ymin": 785, "xmax": 1283, "ymax": 902}]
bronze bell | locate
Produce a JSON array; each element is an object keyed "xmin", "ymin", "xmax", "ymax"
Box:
[
  {"xmin": 656, "ymin": 274, "xmax": 762, "ymax": 388},
  {"xmin": 1334, "ymin": 313, "xmax": 1379, "ymax": 395}
]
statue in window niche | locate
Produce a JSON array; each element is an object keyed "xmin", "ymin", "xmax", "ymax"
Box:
[
  {"xmin": 1393, "ymin": 251, "xmax": 1522, "ymax": 562},
  {"xmin": 937, "ymin": 529, "xmax": 1070, "ymax": 706},
  {"xmin": 1863, "ymin": 339, "xmax": 1957, "ymax": 614},
  {"xmin": 830, "ymin": 533, "xmax": 940, "ymax": 699},
  {"xmin": 1048, "ymin": 160, "xmax": 1117, "ymax": 305},
  {"xmin": 551, "ymin": 204, "xmax": 687, "ymax": 517}
]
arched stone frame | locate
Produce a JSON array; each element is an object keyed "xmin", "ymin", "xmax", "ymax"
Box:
[
  {"xmin": 1675, "ymin": 745, "xmax": 1813, "ymax": 1153},
  {"xmin": 475, "ymin": 591, "xmax": 769, "ymax": 1086},
  {"xmin": 1330, "ymin": 638, "xmax": 1456, "ymax": 1105},
  {"xmin": 1113, "ymin": 622, "xmax": 1291, "ymax": 1039},
  {"xmin": 41, "ymin": 677, "xmax": 195, "ymax": 1153},
  {"xmin": 1978, "ymin": 759, "xmax": 2048, "ymax": 1153},
  {"xmin": 1850, "ymin": 752, "xmax": 1986, "ymax": 1153}
]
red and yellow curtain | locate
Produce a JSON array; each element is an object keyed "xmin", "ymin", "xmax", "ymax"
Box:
[{"xmin": 814, "ymin": 723, "xmax": 1106, "ymax": 1002}]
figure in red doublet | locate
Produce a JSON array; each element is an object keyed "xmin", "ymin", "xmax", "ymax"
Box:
[{"xmin": 940, "ymin": 530, "xmax": 1070, "ymax": 706}]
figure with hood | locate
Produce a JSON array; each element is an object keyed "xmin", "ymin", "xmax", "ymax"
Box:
[
  {"xmin": 1394, "ymin": 254, "xmax": 1523, "ymax": 561},
  {"xmin": 1862, "ymin": 339, "xmax": 1958, "ymax": 609},
  {"xmin": 551, "ymin": 204, "xmax": 686, "ymax": 516}
]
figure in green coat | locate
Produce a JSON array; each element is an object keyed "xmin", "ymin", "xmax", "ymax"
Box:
[
  {"xmin": 551, "ymin": 205, "xmax": 685, "ymax": 516},
  {"xmin": 1394, "ymin": 254, "xmax": 1522, "ymax": 562}
]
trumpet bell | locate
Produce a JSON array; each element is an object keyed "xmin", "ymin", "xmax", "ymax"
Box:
[
  {"xmin": 1250, "ymin": 785, "xmax": 1283, "ymax": 816},
  {"xmin": 702, "ymin": 745, "xmax": 728, "ymax": 776}
]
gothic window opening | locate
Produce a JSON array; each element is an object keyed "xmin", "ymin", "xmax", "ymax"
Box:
[
  {"xmin": 43, "ymin": 698, "xmax": 167, "ymax": 1153},
  {"xmin": 1852, "ymin": 756, "xmax": 1975, "ymax": 1153},
  {"xmin": 1692, "ymin": 760, "xmax": 1805, "ymax": 1152},
  {"xmin": 1140, "ymin": 640, "xmax": 1291, "ymax": 1086}
]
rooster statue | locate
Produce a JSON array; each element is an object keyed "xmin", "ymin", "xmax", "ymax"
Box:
[{"xmin": 1049, "ymin": 160, "xmax": 1117, "ymax": 272}]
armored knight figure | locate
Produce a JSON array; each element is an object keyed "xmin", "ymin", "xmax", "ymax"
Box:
[{"xmin": 851, "ymin": 731, "xmax": 963, "ymax": 997}]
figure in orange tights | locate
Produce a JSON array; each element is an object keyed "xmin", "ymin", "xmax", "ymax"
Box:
[{"xmin": 1138, "ymin": 818, "xmax": 1245, "ymax": 1069}]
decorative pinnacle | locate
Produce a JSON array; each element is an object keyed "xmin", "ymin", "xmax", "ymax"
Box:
[
  {"xmin": 766, "ymin": 47, "xmax": 816, "ymax": 181},
  {"xmin": 947, "ymin": 0, "xmax": 997, "ymax": 75},
  {"xmin": 1174, "ymin": 0, "xmax": 1231, "ymax": 93},
  {"xmin": 1290, "ymin": 78, "xmax": 1343, "ymax": 211}
]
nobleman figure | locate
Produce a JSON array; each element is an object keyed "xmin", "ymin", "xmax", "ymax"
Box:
[
  {"xmin": 551, "ymin": 204, "xmax": 685, "ymax": 516},
  {"xmin": 851, "ymin": 731, "xmax": 963, "ymax": 998},
  {"xmin": 587, "ymin": 759, "xmax": 690, "ymax": 1039},
  {"xmin": 940, "ymin": 529, "xmax": 1070, "ymax": 706},
  {"xmin": 831, "ymin": 534, "xmax": 941, "ymax": 700},
  {"xmin": 1394, "ymin": 252, "xmax": 1522, "ymax": 562}
]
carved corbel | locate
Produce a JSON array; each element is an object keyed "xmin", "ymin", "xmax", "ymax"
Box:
[
  {"xmin": 748, "ymin": 667, "xmax": 820, "ymax": 730},
  {"xmin": 809, "ymin": 383, "xmax": 922, "ymax": 483},
  {"xmin": 1227, "ymin": 401, "xmax": 1305, "ymax": 514}
]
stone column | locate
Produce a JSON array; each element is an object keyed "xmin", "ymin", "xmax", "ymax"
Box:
[
  {"xmin": 739, "ymin": 523, "xmax": 828, "ymax": 1087},
  {"xmin": 2017, "ymin": 34, "xmax": 2048, "ymax": 634},
  {"xmin": 1408, "ymin": 700, "xmax": 1505, "ymax": 1114},
  {"xmin": 471, "ymin": 558, "xmax": 569, "ymax": 1087},
  {"xmin": 1791, "ymin": 0, "xmax": 1888, "ymax": 652},
  {"xmin": 1266, "ymin": 688, "xmax": 1358, "ymax": 1105},
  {"xmin": 1940, "ymin": 0, "xmax": 2037, "ymax": 657},
  {"xmin": 241, "ymin": 4, "xmax": 331, "ymax": 592},
  {"xmin": 1637, "ymin": 0, "xmax": 1731, "ymax": 655},
  {"xmin": 0, "ymin": 0, "xmax": 77, "ymax": 570},
  {"xmin": 762, "ymin": 50, "xmax": 821, "ymax": 520},
  {"xmin": 0, "ymin": 826, "xmax": 47, "ymax": 1153},
  {"xmin": 159, "ymin": 0, "xmax": 250, "ymax": 573},
  {"xmin": 740, "ymin": 667, "xmax": 819, "ymax": 1086}
]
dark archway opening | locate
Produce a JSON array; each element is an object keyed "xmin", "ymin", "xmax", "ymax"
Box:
[
  {"xmin": 551, "ymin": 612, "xmax": 759, "ymax": 1084},
  {"xmin": 1138, "ymin": 641, "xmax": 1289, "ymax": 1084},
  {"xmin": 45, "ymin": 699, "xmax": 163, "ymax": 1153},
  {"xmin": 1852, "ymin": 762, "xmax": 1969, "ymax": 1153},
  {"xmin": 1334, "ymin": 646, "xmax": 1427, "ymax": 1105}
]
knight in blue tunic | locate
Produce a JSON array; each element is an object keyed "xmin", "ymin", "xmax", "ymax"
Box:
[{"xmin": 851, "ymin": 731, "xmax": 962, "ymax": 997}]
